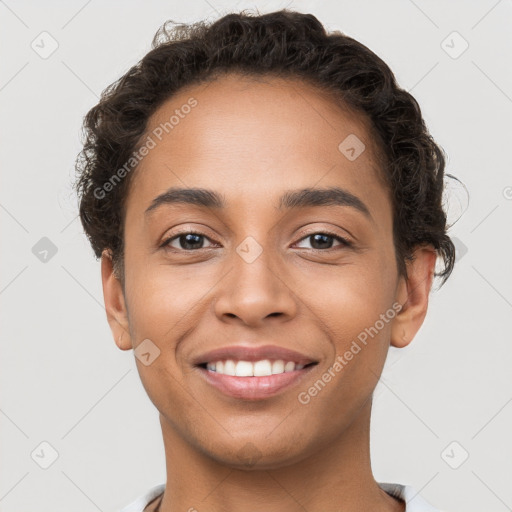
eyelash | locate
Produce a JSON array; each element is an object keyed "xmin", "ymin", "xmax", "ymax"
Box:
[{"xmin": 160, "ymin": 229, "xmax": 352, "ymax": 252}]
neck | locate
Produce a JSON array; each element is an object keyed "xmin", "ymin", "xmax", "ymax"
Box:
[{"xmin": 156, "ymin": 400, "xmax": 404, "ymax": 512}]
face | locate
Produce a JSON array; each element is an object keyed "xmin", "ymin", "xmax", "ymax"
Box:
[{"xmin": 103, "ymin": 73, "xmax": 432, "ymax": 469}]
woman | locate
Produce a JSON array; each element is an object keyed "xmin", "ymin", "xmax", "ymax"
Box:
[{"xmin": 75, "ymin": 9, "xmax": 455, "ymax": 512}]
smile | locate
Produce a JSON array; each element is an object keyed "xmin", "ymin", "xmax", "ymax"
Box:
[{"xmin": 197, "ymin": 359, "xmax": 318, "ymax": 400}]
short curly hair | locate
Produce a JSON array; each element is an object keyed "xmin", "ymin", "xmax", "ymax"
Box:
[{"xmin": 74, "ymin": 8, "xmax": 455, "ymax": 287}]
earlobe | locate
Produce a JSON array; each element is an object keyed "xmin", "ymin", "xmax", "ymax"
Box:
[
  {"xmin": 101, "ymin": 249, "xmax": 132, "ymax": 351},
  {"xmin": 390, "ymin": 245, "xmax": 437, "ymax": 348}
]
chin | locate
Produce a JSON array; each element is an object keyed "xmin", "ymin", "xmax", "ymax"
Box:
[{"xmin": 204, "ymin": 435, "xmax": 314, "ymax": 470}]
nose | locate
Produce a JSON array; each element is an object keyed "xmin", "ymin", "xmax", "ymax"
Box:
[{"xmin": 213, "ymin": 246, "xmax": 298, "ymax": 328}]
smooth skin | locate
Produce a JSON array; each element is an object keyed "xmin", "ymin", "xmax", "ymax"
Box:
[{"xmin": 101, "ymin": 73, "xmax": 436, "ymax": 512}]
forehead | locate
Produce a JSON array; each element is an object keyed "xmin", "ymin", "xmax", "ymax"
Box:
[{"xmin": 126, "ymin": 73, "xmax": 389, "ymax": 217}]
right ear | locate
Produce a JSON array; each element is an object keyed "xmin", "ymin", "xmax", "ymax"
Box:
[{"xmin": 101, "ymin": 249, "xmax": 133, "ymax": 351}]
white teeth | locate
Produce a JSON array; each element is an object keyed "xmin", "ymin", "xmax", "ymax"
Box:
[
  {"xmin": 205, "ymin": 359, "xmax": 308, "ymax": 376},
  {"xmin": 223, "ymin": 360, "xmax": 236, "ymax": 376},
  {"xmin": 284, "ymin": 361, "xmax": 295, "ymax": 372},
  {"xmin": 235, "ymin": 360, "xmax": 253, "ymax": 377},
  {"xmin": 254, "ymin": 360, "xmax": 272, "ymax": 376},
  {"xmin": 271, "ymin": 360, "xmax": 284, "ymax": 374}
]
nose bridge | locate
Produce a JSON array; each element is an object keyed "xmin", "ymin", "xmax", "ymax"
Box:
[
  {"xmin": 234, "ymin": 236, "xmax": 278, "ymax": 288},
  {"xmin": 214, "ymin": 234, "xmax": 297, "ymax": 325}
]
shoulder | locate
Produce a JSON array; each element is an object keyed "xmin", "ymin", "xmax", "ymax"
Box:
[
  {"xmin": 116, "ymin": 483, "xmax": 165, "ymax": 512},
  {"xmin": 378, "ymin": 482, "xmax": 448, "ymax": 512}
]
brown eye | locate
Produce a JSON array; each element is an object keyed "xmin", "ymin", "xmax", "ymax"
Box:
[
  {"xmin": 163, "ymin": 231, "xmax": 216, "ymax": 251},
  {"xmin": 295, "ymin": 232, "xmax": 351, "ymax": 250}
]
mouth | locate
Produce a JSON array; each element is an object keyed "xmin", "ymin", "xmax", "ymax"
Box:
[
  {"xmin": 196, "ymin": 360, "xmax": 318, "ymax": 400},
  {"xmin": 192, "ymin": 345, "xmax": 319, "ymax": 400}
]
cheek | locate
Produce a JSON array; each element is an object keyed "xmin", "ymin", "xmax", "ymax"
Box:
[
  {"xmin": 298, "ymin": 246, "xmax": 398, "ymax": 382},
  {"xmin": 123, "ymin": 264, "xmax": 208, "ymax": 423},
  {"xmin": 124, "ymin": 254, "xmax": 213, "ymax": 343},
  {"xmin": 321, "ymin": 280, "xmax": 394, "ymax": 374},
  {"xmin": 295, "ymin": 245, "xmax": 397, "ymax": 334}
]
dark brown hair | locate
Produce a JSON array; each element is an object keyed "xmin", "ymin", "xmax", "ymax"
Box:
[{"xmin": 74, "ymin": 9, "xmax": 456, "ymax": 286}]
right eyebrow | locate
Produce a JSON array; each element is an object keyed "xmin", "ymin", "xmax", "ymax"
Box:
[{"xmin": 145, "ymin": 187, "xmax": 225, "ymax": 217}]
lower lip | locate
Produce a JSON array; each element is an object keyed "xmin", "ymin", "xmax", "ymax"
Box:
[{"xmin": 197, "ymin": 365, "xmax": 316, "ymax": 400}]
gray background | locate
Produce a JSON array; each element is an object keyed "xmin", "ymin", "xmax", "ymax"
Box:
[{"xmin": 1, "ymin": 1, "xmax": 511, "ymax": 511}]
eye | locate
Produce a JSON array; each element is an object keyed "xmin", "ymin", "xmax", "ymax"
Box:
[
  {"xmin": 294, "ymin": 231, "xmax": 352, "ymax": 250},
  {"xmin": 162, "ymin": 231, "xmax": 217, "ymax": 251}
]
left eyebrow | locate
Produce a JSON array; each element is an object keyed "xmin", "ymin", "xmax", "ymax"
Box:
[
  {"xmin": 277, "ymin": 186, "xmax": 372, "ymax": 220},
  {"xmin": 144, "ymin": 186, "xmax": 372, "ymax": 221}
]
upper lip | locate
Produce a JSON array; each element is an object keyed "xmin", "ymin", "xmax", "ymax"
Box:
[{"xmin": 193, "ymin": 344, "xmax": 318, "ymax": 366}]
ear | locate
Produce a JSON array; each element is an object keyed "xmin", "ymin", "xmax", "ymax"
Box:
[
  {"xmin": 101, "ymin": 249, "xmax": 133, "ymax": 351},
  {"xmin": 390, "ymin": 245, "xmax": 437, "ymax": 348}
]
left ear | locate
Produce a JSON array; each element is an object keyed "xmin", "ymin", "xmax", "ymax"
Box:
[{"xmin": 391, "ymin": 245, "xmax": 437, "ymax": 348}]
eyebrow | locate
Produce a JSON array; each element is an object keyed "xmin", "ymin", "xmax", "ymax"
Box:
[{"xmin": 145, "ymin": 186, "xmax": 372, "ymax": 220}]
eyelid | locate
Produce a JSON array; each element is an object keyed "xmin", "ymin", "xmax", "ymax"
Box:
[
  {"xmin": 293, "ymin": 222, "xmax": 354, "ymax": 242},
  {"xmin": 159, "ymin": 220, "xmax": 218, "ymax": 238}
]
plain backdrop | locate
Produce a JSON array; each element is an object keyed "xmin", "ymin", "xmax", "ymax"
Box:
[{"xmin": 1, "ymin": 1, "xmax": 511, "ymax": 511}]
